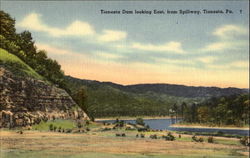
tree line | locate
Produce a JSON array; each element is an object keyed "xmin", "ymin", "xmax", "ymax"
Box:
[{"xmin": 173, "ymin": 94, "xmax": 249, "ymax": 127}]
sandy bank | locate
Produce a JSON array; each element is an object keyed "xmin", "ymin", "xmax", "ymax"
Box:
[{"xmin": 170, "ymin": 124, "xmax": 249, "ymax": 130}]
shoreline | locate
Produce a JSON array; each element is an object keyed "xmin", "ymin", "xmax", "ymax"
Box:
[
  {"xmin": 170, "ymin": 124, "xmax": 249, "ymax": 130},
  {"xmin": 95, "ymin": 116, "xmax": 175, "ymax": 121}
]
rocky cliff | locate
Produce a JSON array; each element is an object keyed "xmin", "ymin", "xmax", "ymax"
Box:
[{"xmin": 0, "ymin": 66, "xmax": 89, "ymax": 128}]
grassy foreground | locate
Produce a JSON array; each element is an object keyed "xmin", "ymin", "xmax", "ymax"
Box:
[{"xmin": 0, "ymin": 120, "xmax": 249, "ymax": 158}]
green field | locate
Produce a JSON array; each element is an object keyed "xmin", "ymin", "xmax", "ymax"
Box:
[
  {"xmin": 1, "ymin": 120, "xmax": 248, "ymax": 158},
  {"xmin": 32, "ymin": 120, "xmax": 77, "ymax": 131}
]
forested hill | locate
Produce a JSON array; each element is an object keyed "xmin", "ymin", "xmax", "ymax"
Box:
[
  {"xmin": 66, "ymin": 76, "xmax": 247, "ymax": 98},
  {"xmin": 64, "ymin": 76, "xmax": 248, "ymax": 118}
]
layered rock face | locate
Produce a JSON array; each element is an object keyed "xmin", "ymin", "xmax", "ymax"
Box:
[{"xmin": 0, "ymin": 67, "xmax": 89, "ymax": 128}]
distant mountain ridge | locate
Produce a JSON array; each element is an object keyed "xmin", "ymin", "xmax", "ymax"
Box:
[{"xmin": 66, "ymin": 76, "xmax": 247, "ymax": 98}]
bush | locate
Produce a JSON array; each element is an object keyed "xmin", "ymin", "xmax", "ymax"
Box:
[
  {"xmin": 53, "ymin": 126, "xmax": 57, "ymax": 132},
  {"xmin": 85, "ymin": 120, "xmax": 90, "ymax": 125},
  {"xmin": 165, "ymin": 132, "xmax": 175, "ymax": 141},
  {"xmin": 192, "ymin": 135, "xmax": 198, "ymax": 142},
  {"xmin": 77, "ymin": 122, "xmax": 82, "ymax": 128},
  {"xmin": 58, "ymin": 126, "xmax": 62, "ymax": 132},
  {"xmin": 198, "ymin": 137, "xmax": 204, "ymax": 142},
  {"xmin": 121, "ymin": 133, "xmax": 126, "ymax": 137},
  {"xmin": 65, "ymin": 129, "xmax": 72, "ymax": 133},
  {"xmin": 208, "ymin": 136, "xmax": 214, "ymax": 143},
  {"xmin": 116, "ymin": 133, "xmax": 121, "ymax": 137},
  {"xmin": 49, "ymin": 124, "xmax": 54, "ymax": 131},
  {"xmin": 216, "ymin": 131, "xmax": 224, "ymax": 136},
  {"xmin": 136, "ymin": 118, "xmax": 145, "ymax": 126},
  {"xmin": 137, "ymin": 128, "xmax": 148, "ymax": 132},
  {"xmin": 150, "ymin": 134, "xmax": 157, "ymax": 139},
  {"xmin": 192, "ymin": 135, "xmax": 204, "ymax": 142},
  {"xmin": 240, "ymin": 136, "xmax": 250, "ymax": 146}
]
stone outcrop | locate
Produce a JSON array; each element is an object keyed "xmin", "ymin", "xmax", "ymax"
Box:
[{"xmin": 0, "ymin": 67, "xmax": 89, "ymax": 128}]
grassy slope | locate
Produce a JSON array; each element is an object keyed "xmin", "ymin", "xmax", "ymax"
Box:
[{"xmin": 0, "ymin": 48, "xmax": 44, "ymax": 80}]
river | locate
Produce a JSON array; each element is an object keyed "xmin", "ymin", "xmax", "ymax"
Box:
[{"xmin": 96, "ymin": 118, "xmax": 249, "ymax": 136}]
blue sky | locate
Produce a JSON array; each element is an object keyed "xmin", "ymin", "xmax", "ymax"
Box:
[{"xmin": 1, "ymin": 0, "xmax": 249, "ymax": 88}]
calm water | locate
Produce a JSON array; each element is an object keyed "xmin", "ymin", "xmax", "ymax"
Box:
[{"xmin": 97, "ymin": 118, "xmax": 249, "ymax": 136}]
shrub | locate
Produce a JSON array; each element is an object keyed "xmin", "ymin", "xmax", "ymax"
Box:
[
  {"xmin": 150, "ymin": 134, "xmax": 157, "ymax": 139},
  {"xmin": 192, "ymin": 135, "xmax": 198, "ymax": 142},
  {"xmin": 65, "ymin": 129, "xmax": 72, "ymax": 133},
  {"xmin": 198, "ymin": 137, "xmax": 204, "ymax": 142},
  {"xmin": 85, "ymin": 120, "xmax": 90, "ymax": 125},
  {"xmin": 116, "ymin": 133, "xmax": 121, "ymax": 137},
  {"xmin": 136, "ymin": 118, "xmax": 145, "ymax": 126},
  {"xmin": 77, "ymin": 122, "xmax": 82, "ymax": 128},
  {"xmin": 53, "ymin": 126, "xmax": 57, "ymax": 132},
  {"xmin": 58, "ymin": 126, "xmax": 62, "ymax": 132},
  {"xmin": 49, "ymin": 124, "xmax": 54, "ymax": 131},
  {"xmin": 137, "ymin": 128, "xmax": 148, "ymax": 132},
  {"xmin": 208, "ymin": 136, "xmax": 214, "ymax": 143},
  {"xmin": 216, "ymin": 131, "xmax": 224, "ymax": 136},
  {"xmin": 121, "ymin": 133, "xmax": 126, "ymax": 137},
  {"xmin": 192, "ymin": 135, "xmax": 204, "ymax": 142},
  {"xmin": 240, "ymin": 136, "xmax": 250, "ymax": 146},
  {"xmin": 165, "ymin": 132, "xmax": 175, "ymax": 141}
]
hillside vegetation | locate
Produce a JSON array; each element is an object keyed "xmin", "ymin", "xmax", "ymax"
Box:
[
  {"xmin": 0, "ymin": 10, "xmax": 69, "ymax": 92},
  {"xmin": 0, "ymin": 48, "xmax": 44, "ymax": 80},
  {"xmin": 65, "ymin": 76, "xmax": 248, "ymax": 119}
]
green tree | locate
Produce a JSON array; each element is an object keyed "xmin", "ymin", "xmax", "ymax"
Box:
[
  {"xmin": 0, "ymin": 10, "xmax": 16, "ymax": 41},
  {"xmin": 197, "ymin": 106, "xmax": 210, "ymax": 123},
  {"xmin": 73, "ymin": 87, "xmax": 94, "ymax": 120},
  {"xmin": 180, "ymin": 102, "xmax": 187, "ymax": 119},
  {"xmin": 136, "ymin": 118, "xmax": 145, "ymax": 126}
]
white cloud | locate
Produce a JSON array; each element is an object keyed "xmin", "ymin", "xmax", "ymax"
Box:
[
  {"xmin": 18, "ymin": 13, "xmax": 95, "ymax": 37},
  {"xmin": 156, "ymin": 58, "xmax": 196, "ymax": 66},
  {"xmin": 201, "ymin": 42, "xmax": 229, "ymax": 52},
  {"xmin": 207, "ymin": 64, "xmax": 230, "ymax": 70},
  {"xmin": 19, "ymin": 13, "xmax": 127, "ymax": 43},
  {"xmin": 201, "ymin": 41, "xmax": 247, "ymax": 52},
  {"xmin": 131, "ymin": 41, "xmax": 185, "ymax": 54},
  {"xmin": 206, "ymin": 61, "xmax": 249, "ymax": 70},
  {"xmin": 36, "ymin": 43, "xmax": 77, "ymax": 55},
  {"xmin": 95, "ymin": 51, "xmax": 122, "ymax": 59},
  {"xmin": 201, "ymin": 25, "xmax": 248, "ymax": 52},
  {"xmin": 230, "ymin": 61, "xmax": 249, "ymax": 69},
  {"xmin": 98, "ymin": 30, "xmax": 127, "ymax": 42},
  {"xmin": 197, "ymin": 56, "xmax": 216, "ymax": 64},
  {"xmin": 213, "ymin": 25, "xmax": 248, "ymax": 39}
]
